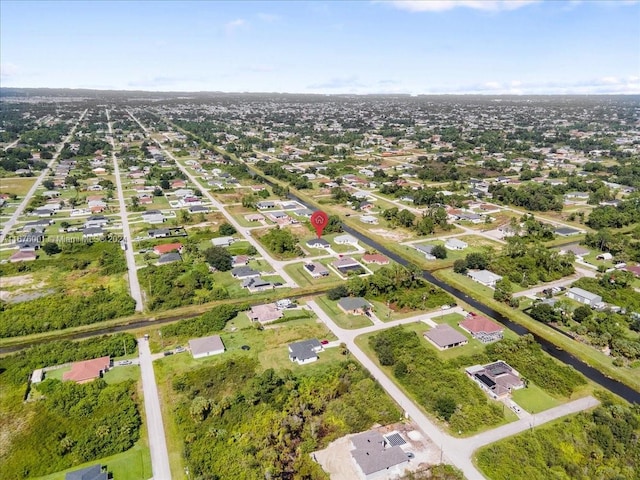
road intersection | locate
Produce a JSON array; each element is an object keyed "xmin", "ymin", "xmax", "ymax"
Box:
[{"xmin": 307, "ymin": 300, "xmax": 599, "ymax": 480}]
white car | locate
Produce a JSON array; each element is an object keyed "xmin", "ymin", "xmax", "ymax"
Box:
[{"xmin": 440, "ymin": 305, "xmax": 451, "ymax": 310}]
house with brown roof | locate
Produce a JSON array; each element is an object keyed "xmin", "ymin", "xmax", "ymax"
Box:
[
  {"xmin": 63, "ymin": 356, "xmax": 111, "ymax": 383},
  {"xmin": 361, "ymin": 253, "xmax": 390, "ymax": 265},
  {"xmin": 424, "ymin": 324, "xmax": 468, "ymax": 350},
  {"xmin": 459, "ymin": 314, "xmax": 503, "ymax": 343},
  {"xmin": 248, "ymin": 303, "xmax": 283, "ymax": 324}
]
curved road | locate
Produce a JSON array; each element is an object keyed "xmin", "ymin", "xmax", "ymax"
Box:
[{"xmin": 307, "ymin": 300, "xmax": 600, "ymax": 480}]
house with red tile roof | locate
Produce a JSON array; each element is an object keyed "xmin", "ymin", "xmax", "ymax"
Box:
[
  {"xmin": 153, "ymin": 243, "xmax": 183, "ymax": 255},
  {"xmin": 63, "ymin": 356, "xmax": 110, "ymax": 383},
  {"xmin": 459, "ymin": 314, "xmax": 503, "ymax": 343},
  {"xmin": 362, "ymin": 253, "xmax": 390, "ymax": 265}
]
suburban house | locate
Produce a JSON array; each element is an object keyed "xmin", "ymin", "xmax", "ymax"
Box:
[
  {"xmin": 566, "ymin": 287, "xmax": 603, "ymax": 307},
  {"xmin": 189, "ymin": 335, "xmax": 225, "ymax": 359},
  {"xmin": 84, "ymin": 215, "xmax": 109, "ymax": 228},
  {"xmin": 65, "ymin": 464, "xmax": 107, "ymax": 480},
  {"xmin": 465, "ymin": 361, "xmax": 524, "ymax": 399},
  {"xmin": 63, "ymin": 356, "xmax": 110, "ymax": 383},
  {"xmin": 555, "ymin": 227, "xmax": 582, "ymax": 237},
  {"xmin": 459, "ymin": 314, "xmax": 504, "ymax": 343},
  {"xmin": 188, "ymin": 205, "xmax": 209, "ymax": 214},
  {"xmin": 350, "ymin": 430, "xmax": 410, "ymax": 480},
  {"xmin": 157, "ymin": 252, "xmax": 182, "ymax": 265},
  {"xmin": 337, "ymin": 297, "xmax": 372, "ymax": 315},
  {"xmin": 242, "ymin": 277, "xmax": 273, "ymax": 293},
  {"xmin": 306, "ymin": 238, "xmax": 331, "ymax": 249},
  {"xmin": 153, "ymin": 243, "xmax": 183, "ymax": 255},
  {"xmin": 332, "ymin": 256, "xmax": 364, "ymax": 275},
  {"xmin": 211, "ymin": 236, "xmax": 235, "ymax": 247},
  {"xmin": 248, "ymin": 303, "xmax": 283, "ymax": 324},
  {"xmin": 334, "ymin": 234, "xmax": 358, "ymax": 246},
  {"xmin": 424, "ymin": 324, "xmax": 468, "ymax": 350},
  {"xmin": 141, "ymin": 210, "xmax": 165, "ymax": 224},
  {"xmin": 362, "ymin": 253, "xmax": 390, "ymax": 265},
  {"xmin": 231, "ymin": 255, "xmax": 250, "ymax": 267},
  {"xmin": 359, "ymin": 215, "xmax": 378, "ymax": 224},
  {"xmin": 445, "ymin": 238, "xmax": 468, "ymax": 251},
  {"xmin": 83, "ymin": 227, "xmax": 104, "ymax": 239},
  {"xmin": 257, "ymin": 201, "xmax": 276, "ymax": 210},
  {"xmin": 304, "ymin": 261, "xmax": 330, "ymax": 278},
  {"xmin": 624, "ymin": 265, "xmax": 640, "ymax": 277},
  {"xmin": 17, "ymin": 236, "xmax": 42, "ymax": 251},
  {"xmin": 231, "ymin": 266, "xmax": 261, "ymax": 279},
  {"xmin": 558, "ymin": 244, "xmax": 590, "ymax": 259},
  {"xmin": 245, "ymin": 213, "xmax": 265, "ymax": 222},
  {"xmin": 467, "ymin": 269, "xmax": 503, "ymax": 288},
  {"xmin": 288, "ymin": 339, "xmax": 323, "ymax": 365},
  {"xmin": 415, "ymin": 244, "xmax": 436, "ymax": 260}
]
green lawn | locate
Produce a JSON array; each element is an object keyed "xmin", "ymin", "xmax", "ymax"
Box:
[
  {"xmin": 315, "ymin": 296, "xmax": 373, "ymax": 329},
  {"xmin": 34, "ymin": 437, "xmax": 151, "ymax": 480},
  {"xmin": 510, "ymin": 382, "xmax": 562, "ymax": 414},
  {"xmin": 103, "ymin": 365, "xmax": 140, "ymax": 384},
  {"xmin": 1, "ymin": 176, "xmax": 38, "ymax": 196},
  {"xmin": 283, "ymin": 263, "xmax": 342, "ymax": 288}
]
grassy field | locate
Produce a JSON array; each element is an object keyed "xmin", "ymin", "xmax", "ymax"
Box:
[
  {"xmin": 434, "ymin": 268, "xmax": 639, "ymax": 394},
  {"xmin": 283, "ymin": 262, "xmax": 342, "ymax": 288},
  {"xmin": 315, "ymin": 295, "xmax": 373, "ymax": 329},
  {"xmin": 34, "ymin": 439, "xmax": 152, "ymax": 480},
  {"xmin": 510, "ymin": 382, "xmax": 562, "ymax": 413},
  {"xmin": 1, "ymin": 176, "xmax": 38, "ymax": 196}
]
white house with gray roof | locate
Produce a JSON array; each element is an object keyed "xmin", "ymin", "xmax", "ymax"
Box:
[
  {"xmin": 566, "ymin": 287, "xmax": 603, "ymax": 307},
  {"xmin": 288, "ymin": 339, "xmax": 323, "ymax": 365}
]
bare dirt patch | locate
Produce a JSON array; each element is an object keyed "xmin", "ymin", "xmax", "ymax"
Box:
[
  {"xmin": 1, "ymin": 274, "xmax": 35, "ymax": 288},
  {"xmin": 314, "ymin": 421, "xmax": 442, "ymax": 480},
  {"xmin": 370, "ymin": 228, "xmax": 410, "ymax": 242}
]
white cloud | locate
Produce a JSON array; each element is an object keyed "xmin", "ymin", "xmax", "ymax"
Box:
[
  {"xmin": 257, "ymin": 13, "xmax": 280, "ymax": 22},
  {"xmin": 388, "ymin": 0, "xmax": 539, "ymax": 12},
  {"xmin": 1, "ymin": 62, "xmax": 20, "ymax": 78},
  {"xmin": 225, "ymin": 18, "xmax": 247, "ymax": 34}
]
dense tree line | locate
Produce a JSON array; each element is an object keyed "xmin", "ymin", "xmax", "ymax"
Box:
[
  {"xmin": 1, "ymin": 379, "xmax": 141, "ymax": 479},
  {"xmin": 489, "ymin": 183, "xmax": 563, "ymax": 212},
  {"xmin": 586, "ymin": 199, "xmax": 639, "ymax": 230},
  {"xmin": 172, "ymin": 358, "xmax": 400, "ymax": 479},
  {"xmin": 255, "ymin": 160, "xmax": 312, "ymax": 190},
  {"xmin": 0, "ymin": 288, "xmax": 135, "ymax": 337},
  {"xmin": 477, "ymin": 399, "xmax": 640, "ymax": 480}
]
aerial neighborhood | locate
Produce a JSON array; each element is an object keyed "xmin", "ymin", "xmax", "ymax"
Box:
[{"xmin": 1, "ymin": 87, "xmax": 639, "ymax": 480}]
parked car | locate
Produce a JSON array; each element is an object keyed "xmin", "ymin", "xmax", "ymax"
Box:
[
  {"xmin": 320, "ymin": 340, "xmax": 329, "ymax": 345},
  {"xmin": 175, "ymin": 346, "xmax": 186, "ymax": 353},
  {"xmin": 241, "ymin": 345, "xmax": 251, "ymax": 351},
  {"xmin": 163, "ymin": 351, "xmax": 173, "ymax": 357}
]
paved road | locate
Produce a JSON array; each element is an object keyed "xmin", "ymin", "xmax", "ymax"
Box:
[
  {"xmin": 307, "ymin": 300, "xmax": 599, "ymax": 479},
  {"xmin": 0, "ymin": 109, "xmax": 87, "ymax": 244},
  {"xmin": 514, "ymin": 266, "xmax": 597, "ymax": 299},
  {"xmin": 138, "ymin": 337, "xmax": 172, "ymax": 480},
  {"xmin": 106, "ymin": 109, "xmax": 144, "ymax": 312},
  {"xmin": 127, "ymin": 110, "xmax": 298, "ymax": 288}
]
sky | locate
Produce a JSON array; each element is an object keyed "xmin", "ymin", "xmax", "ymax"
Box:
[{"xmin": 1, "ymin": 0, "xmax": 639, "ymax": 94}]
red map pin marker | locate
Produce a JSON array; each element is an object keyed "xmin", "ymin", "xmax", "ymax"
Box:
[{"xmin": 310, "ymin": 210, "xmax": 329, "ymax": 238}]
